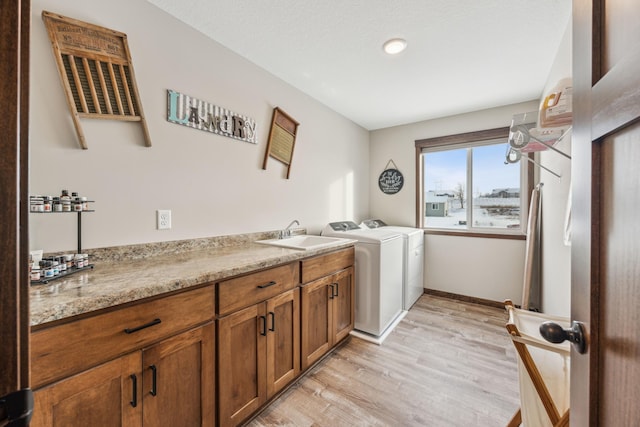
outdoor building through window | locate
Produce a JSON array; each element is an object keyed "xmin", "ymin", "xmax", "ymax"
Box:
[{"xmin": 415, "ymin": 127, "xmax": 529, "ymax": 237}]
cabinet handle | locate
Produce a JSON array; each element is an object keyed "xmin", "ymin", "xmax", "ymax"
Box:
[
  {"xmin": 257, "ymin": 281, "xmax": 276, "ymax": 289},
  {"xmin": 124, "ymin": 318, "xmax": 162, "ymax": 334},
  {"xmin": 333, "ymin": 282, "xmax": 339, "ymax": 297},
  {"xmin": 259, "ymin": 315, "xmax": 267, "ymax": 336},
  {"xmin": 130, "ymin": 374, "xmax": 138, "ymax": 408},
  {"xmin": 329, "ymin": 283, "xmax": 335, "ymax": 299},
  {"xmin": 268, "ymin": 311, "xmax": 275, "ymax": 332},
  {"xmin": 150, "ymin": 365, "xmax": 157, "ymax": 396}
]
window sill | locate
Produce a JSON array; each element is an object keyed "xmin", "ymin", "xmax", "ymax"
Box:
[{"xmin": 423, "ymin": 228, "xmax": 526, "ymax": 240}]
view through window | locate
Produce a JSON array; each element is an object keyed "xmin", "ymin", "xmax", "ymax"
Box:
[{"xmin": 418, "ymin": 129, "xmax": 526, "ymax": 234}]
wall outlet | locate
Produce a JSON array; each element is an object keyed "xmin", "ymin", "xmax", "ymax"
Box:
[{"xmin": 157, "ymin": 210, "xmax": 172, "ymax": 230}]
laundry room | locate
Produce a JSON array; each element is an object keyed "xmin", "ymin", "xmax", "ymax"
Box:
[{"xmin": 3, "ymin": 0, "xmax": 601, "ymax": 426}]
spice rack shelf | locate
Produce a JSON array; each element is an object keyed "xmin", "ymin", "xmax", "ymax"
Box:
[
  {"xmin": 30, "ymin": 201, "xmax": 94, "ymax": 253},
  {"xmin": 30, "ymin": 198, "xmax": 95, "ymax": 285},
  {"xmin": 31, "ymin": 264, "xmax": 94, "ymax": 285}
]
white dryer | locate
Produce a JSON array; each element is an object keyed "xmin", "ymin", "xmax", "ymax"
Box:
[
  {"xmin": 361, "ymin": 219, "xmax": 425, "ymax": 310},
  {"xmin": 321, "ymin": 221, "xmax": 403, "ymax": 338}
]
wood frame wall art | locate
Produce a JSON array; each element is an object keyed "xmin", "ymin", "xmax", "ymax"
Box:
[
  {"xmin": 42, "ymin": 11, "xmax": 151, "ymax": 149},
  {"xmin": 262, "ymin": 107, "xmax": 299, "ymax": 179}
]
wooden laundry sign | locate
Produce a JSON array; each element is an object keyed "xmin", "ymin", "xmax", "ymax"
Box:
[{"xmin": 42, "ymin": 11, "xmax": 151, "ymax": 149}]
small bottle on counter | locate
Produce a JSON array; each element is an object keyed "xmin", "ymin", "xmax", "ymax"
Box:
[
  {"xmin": 61, "ymin": 190, "xmax": 72, "ymax": 212},
  {"xmin": 75, "ymin": 254, "xmax": 85, "ymax": 269},
  {"xmin": 30, "ymin": 196, "xmax": 44, "ymax": 212},
  {"xmin": 43, "ymin": 196, "xmax": 52, "ymax": 212},
  {"xmin": 30, "ymin": 265, "xmax": 41, "ymax": 281},
  {"xmin": 51, "ymin": 261, "xmax": 60, "ymax": 276},
  {"xmin": 64, "ymin": 253, "xmax": 74, "ymax": 269},
  {"xmin": 40, "ymin": 260, "xmax": 54, "ymax": 278},
  {"xmin": 57, "ymin": 256, "xmax": 67, "ymax": 272},
  {"xmin": 53, "ymin": 197, "xmax": 62, "ymax": 212}
]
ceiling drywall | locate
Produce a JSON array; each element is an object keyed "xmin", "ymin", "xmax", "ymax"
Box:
[{"xmin": 147, "ymin": 0, "xmax": 572, "ymax": 130}]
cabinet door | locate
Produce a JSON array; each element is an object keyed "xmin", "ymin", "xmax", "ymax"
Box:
[
  {"xmin": 300, "ymin": 277, "xmax": 333, "ymax": 370},
  {"xmin": 217, "ymin": 304, "xmax": 266, "ymax": 427},
  {"xmin": 31, "ymin": 352, "xmax": 142, "ymax": 427},
  {"xmin": 265, "ymin": 288, "xmax": 300, "ymax": 398},
  {"xmin": 142, "ymin": 322, "xmax": 215, "ymax": 427},
  {"xmin": 332, "ymin": 267, "xmax": 355, "ymax": 344}
]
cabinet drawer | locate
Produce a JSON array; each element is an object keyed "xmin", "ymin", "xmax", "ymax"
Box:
[
  {"xmin": 300, "ymin": 247, "xmax": 354, "ymax": 283},
  {"xmin": 31, "ymin": 285, "xmax": 214, "ymax": 389},
  {"xmin": 217, "ymin": 263, "xmax": 299, "ymax": 316}
]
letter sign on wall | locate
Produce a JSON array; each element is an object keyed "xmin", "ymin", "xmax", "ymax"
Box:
[{"xmin": 166, "ymin": 89, "xmax": 257, "ymax": 144}]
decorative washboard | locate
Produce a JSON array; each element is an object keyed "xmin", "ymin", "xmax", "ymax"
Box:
[{"xmin": 42, "ymin": 11, "xmax": 151, "ymax": 149}]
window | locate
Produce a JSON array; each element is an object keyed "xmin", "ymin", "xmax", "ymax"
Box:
[{"xmin": 416, "ymin": 127, "xmax": 529, "ymax": 237}]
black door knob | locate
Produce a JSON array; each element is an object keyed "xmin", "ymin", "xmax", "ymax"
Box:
[{"xmin": 539, "ymin": 320, "xmax": 587, "ymax": 354}]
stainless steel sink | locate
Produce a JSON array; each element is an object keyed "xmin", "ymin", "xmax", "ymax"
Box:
[{"xmin": 256, "ymin": 235, "xmax": 354, "ymax": 250}]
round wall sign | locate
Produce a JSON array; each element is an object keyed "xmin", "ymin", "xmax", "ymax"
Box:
[{"xmin": 378, "ymin": 168, "xmax": 404, "ymax": 194}]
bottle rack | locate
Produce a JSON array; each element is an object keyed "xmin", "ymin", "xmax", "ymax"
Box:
[
  {"xmin": 30, "ymin": 200, "xmax": 95, "ymax": 285},
  {"xmin": 30, "ymin": 263, "xmax": 94, "ymax": 285}
]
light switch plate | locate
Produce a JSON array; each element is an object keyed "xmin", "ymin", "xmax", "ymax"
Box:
[{"xmin": 157, "ymin": 210, "xmax": 171, "ymax": 230}]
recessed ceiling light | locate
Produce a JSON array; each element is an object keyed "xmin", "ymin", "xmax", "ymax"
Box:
[{"xmin": 383, "ymin": 38, "xmax": 407, "ymax": 55}]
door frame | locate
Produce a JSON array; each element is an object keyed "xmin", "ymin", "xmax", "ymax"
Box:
[
  {"xmin": 570, "ymin": 1, "xmax": 599, "ymax": 425},
  {"xmin": 0, "ymin": 0, "xmax": 30, "ymax": 401}
]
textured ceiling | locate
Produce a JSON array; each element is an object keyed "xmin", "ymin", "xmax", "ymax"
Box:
[{"xmin": 147, "ymin": 0, "xmax": 572, "ymax": 130}]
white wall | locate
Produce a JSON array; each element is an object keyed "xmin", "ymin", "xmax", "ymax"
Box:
[
  {"xmin": 29, "ymin": 0, "xmax": 370, "ymax": 252},
  {"xmin": 538, "ymin": 18, "xmax": 572, "ymax": 317},
  {"xmin": 369, "ymin": 102, "xmax": 538, "ymax": 303}
]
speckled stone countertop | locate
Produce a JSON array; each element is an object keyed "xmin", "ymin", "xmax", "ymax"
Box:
[{"xmin": 30, "ymin": 231, "xmax": 355, "ymax": 327}]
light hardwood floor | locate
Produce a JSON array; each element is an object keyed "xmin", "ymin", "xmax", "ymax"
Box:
[{"xmin": 248, "ymin": 294, "xmax": 520, "ymax": 427}]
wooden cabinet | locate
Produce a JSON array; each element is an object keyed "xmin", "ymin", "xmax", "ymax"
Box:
[
  {"xmin": 265, "ymin": 288, "xmax": 300, "ymax": 397},
  {"xmin": 30, "ymin": 286, "xmax": 216, "ymax": 427},
  {"xmin": 32, "ymin": 352, "xmax": 142, "ymax": 427},
  {"xmin": 29, "ymin": 246, "xmax": 354, "ymax": 427},
  {"xmin": 216, "ymin": 264, "xmax": 300, "ymax": 427},
  {"xmin": 141, "ymin": 323, "xmax": 215, "ymax": 427},
  {"xmin": 300, "ymin": 248, "xmax": 355, "ymax": 370}
]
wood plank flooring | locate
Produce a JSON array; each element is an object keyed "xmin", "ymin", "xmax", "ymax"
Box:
[{"xmin": 248, "ymin": 294, "xmax": 520, "ymax": 427}]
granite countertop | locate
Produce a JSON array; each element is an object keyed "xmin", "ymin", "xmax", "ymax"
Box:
[{"xmin": 30, "ymin": 235, "xmax": 355, "ymax": 327}]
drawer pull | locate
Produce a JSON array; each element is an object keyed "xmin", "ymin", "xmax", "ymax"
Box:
[
  {"xmin": 124, "ymin": 318, "xmax": 162, "ymax": 334},
  {"xmin": 150, "ymin": 365, "xmax": 157, "ymax": 396},
  {"xmin": 257, "ymin": 281, "xmax": 277, "ymax": 289},
  {"xmin": 130, "ymin": 374, "xmax": 138, "ymax": 408},
  {"xmin": 268, "ymin": 311, "xmax": 275, "ymax": 332}
]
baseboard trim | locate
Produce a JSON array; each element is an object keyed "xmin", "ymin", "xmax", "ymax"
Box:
[{"xmin": 423, "ymin": 288, "xmax": 505, "ymax": 309}]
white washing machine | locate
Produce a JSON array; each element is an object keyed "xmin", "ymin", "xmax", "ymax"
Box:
[
  {"xmin": 321, "ymin": 221, "xmax": 403, "ymax": 338},
  {"xmin": 361, "ymin": 219, "xmax": 425, "ymax": 310}
]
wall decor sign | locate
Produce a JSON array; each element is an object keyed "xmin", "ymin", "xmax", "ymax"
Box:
[
  {"xmin": 42, "ymin": 11, "xmax": 151, "ymax": 149},
  {"xmin": 262, "ymin": 107, "xmax": 299, "ymax": 179},
  {"xmin": 166, "ymin": 89, "xmax": 257, "ymax": 144},
  {"xmin": 378, "ymin": 159, "xmax": 404, "ymax": 194}
]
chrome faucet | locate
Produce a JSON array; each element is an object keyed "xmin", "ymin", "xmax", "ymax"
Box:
[{"xmin": 279, "ymin": 220, "xmax": 300, "ymax": 239}]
